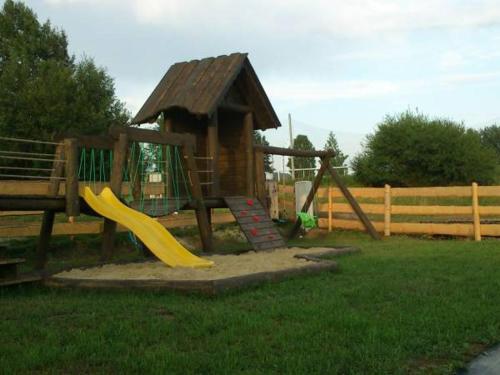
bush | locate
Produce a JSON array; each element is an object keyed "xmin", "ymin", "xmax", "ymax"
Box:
[{"xmin": 352, "ymin": 111, "xmax": 497, "ymax": 187}]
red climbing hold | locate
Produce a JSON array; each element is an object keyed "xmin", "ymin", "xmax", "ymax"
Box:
[
  {"xmin": 250, "ymin": 227, "xmax": 258, "ymax": 236},
  {"xmin": 246, "ymin": 199, "xmax": 254, "ymax": 206},
  {"xmin": 240, "ymin": 210, "xmax": 248, "ymax": 217},
  {"xmin": 252, "ymin": 215, "xmax": 260, "ymax": 223}
]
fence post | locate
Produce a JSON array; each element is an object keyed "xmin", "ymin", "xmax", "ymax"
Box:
[
  {"xmin": 472, "ymin": 182, "xmax": 481, "ymax": 241},
  {"xmin": 384, "ymin": 184, "xmax": 391, "ymax": 237},
  {"xmin": 328, "ymin": 185, "xmax": 333, "ymax": 232}
]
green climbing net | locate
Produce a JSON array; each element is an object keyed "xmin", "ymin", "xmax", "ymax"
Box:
[
  {"xmin": 77, "ymin": 142, "xmax": 192, "ymax": 251},
  {"xmin": 77, "ymin": 142, "xmax": 191, "ymax": 216}
]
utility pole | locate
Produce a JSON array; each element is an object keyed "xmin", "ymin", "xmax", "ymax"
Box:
[{"xmin": 288, "ymin": 113, "xmax": 295, "ymax": 180}]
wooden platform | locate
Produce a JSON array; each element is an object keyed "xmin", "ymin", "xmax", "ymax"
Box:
[
  {"xmin": 224, "ymin": 196, "xmax": 285, "ymax": 250},
  {"xmin": 0, "ymin": 258, "xmax": 42, "ymax": 287}
]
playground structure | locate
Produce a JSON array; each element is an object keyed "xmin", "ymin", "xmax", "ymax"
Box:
[{"xmin": 0, "ymin": 52, "xmax": 378, "ymax": 286}]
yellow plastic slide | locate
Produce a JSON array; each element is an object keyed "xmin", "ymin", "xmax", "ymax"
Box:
[{"xmin": 80, "ymin": 187, "xmax": 213, "ymax": 268}]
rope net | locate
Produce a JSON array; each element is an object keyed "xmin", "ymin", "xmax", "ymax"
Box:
[{"xmin": 77, "ymin": 141, "xmax": 191, "ymax": 217}]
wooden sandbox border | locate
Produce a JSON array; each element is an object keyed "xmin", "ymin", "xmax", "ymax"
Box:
[{"xmin": 45, "ymin": 247, "xmax": 360, "ymax": 295}]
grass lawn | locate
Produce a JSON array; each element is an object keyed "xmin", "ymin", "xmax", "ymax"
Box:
[{"xmin": 1, "ymin": 231, "xmax": 500, "ymax": 374}]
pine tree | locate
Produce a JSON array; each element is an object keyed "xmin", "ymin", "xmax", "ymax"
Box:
[{"xmin": 324, "ymin": 131, "xmax": 348, "ymax": 175}]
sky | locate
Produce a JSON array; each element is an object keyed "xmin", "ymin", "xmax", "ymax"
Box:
[{"xmin": 17, "ymin": 0, "xmax": 500, "ymax": 169}]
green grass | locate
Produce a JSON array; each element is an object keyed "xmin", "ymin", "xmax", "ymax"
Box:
[{"xmin": 1, "ymin": 231, "xmax": 500, "ymax": 374}]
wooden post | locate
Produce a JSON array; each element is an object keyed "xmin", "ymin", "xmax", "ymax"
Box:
[
  {"xmin": 182, "ymin": 140, "xmax": 213, "ymax": 252},
  {"xmin": 244, "ymin": 112, "xmax": 255, "ymax": 197},
  {"xmin": 254, "ymin": 148, "xmax": 266, "ymax": 206},
  {"xmin": 384, "ymin": 184, "xmax": 391, "ymax": 237},
  {"xmin": 207, "ymin": 112, "xmax": 220, "ymax": 196},
  {"xmin": 288, "ymin": 157, "xmax": 329, "ymax": 239},
  {"xmin": 160, "ymin": 115, "xmax": 173, "ymax": 198},
  {"xmin": 101, "ymin": 133, "xmax": 129, "ymax": 259},
  {"xmin": 35, "ymin": 143, "xmax": 65, "ymax": 271},
  {"xmin": 472, "ymin": 182, "xmax": 481, "ymax": 241},
  {"xmin": 64, "ymin": 138, "xmax": 79, "ymax": 217},
  {"xmin": 328, "ymin": 185, "xmax": 333, "ymax": 232},
  {"xmin": 327, "ymin": 165, "xmax": 381, "ymax": 240}
]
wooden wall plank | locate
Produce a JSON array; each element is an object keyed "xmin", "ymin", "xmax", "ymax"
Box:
[{"xmin": 0, "ymin": 213, "xmax": 235, "ymax": 238}]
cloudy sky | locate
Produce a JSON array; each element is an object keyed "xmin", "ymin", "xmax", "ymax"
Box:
[{"xmin": 21, "ymin": 0, "xmax": 500, "ymax": 167}]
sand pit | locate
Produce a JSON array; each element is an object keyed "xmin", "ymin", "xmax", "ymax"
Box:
[{"xmin": 49, "ymin": 247, "xmax": 359, "ymax": 294}]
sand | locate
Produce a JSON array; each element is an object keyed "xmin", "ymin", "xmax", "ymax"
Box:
[{"xmin": 54, "ymin": 247, "xmax": 337, "ymax": 281}]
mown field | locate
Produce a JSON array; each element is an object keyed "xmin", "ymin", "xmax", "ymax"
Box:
[{"xmin": 1, "ymin": 229, "xmax": 500, "ymax": 374}]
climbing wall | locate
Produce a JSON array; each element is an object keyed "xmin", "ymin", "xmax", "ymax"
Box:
[{"xmin": 224, "ymin": 196, "xmax": 286, "ymax": 250}]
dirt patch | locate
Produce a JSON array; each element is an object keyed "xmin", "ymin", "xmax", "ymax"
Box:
[{"xmin": 53, "ymin": 247, "xmax": 346, "ymax": 281}]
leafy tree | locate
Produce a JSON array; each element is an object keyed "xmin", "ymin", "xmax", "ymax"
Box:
[
  {"xmin": 0, "ymin": 0, "xmax": 129, "ymax": 173},
  {"xmin": 254, "ymin": 130, "xmax": 273, "ymax": 173},
  {"xmin": 324, "ymin": 131, "xmax": 348, "ymax": 175},
  {"xmin": 352, "ymin": 111, "xmax": 497, "ymax": 187},
  {"xmin": 480, "ymin": 125, "xmax": 500, "ymax": 160},
  {"xmin": 287, "ymin": 134, "xmax": 315, "ymax": 179}
]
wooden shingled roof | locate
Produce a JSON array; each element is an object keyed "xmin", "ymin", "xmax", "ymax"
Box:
[{"xmin": 131, "ymin": 53, "xmax": 281, "ymax": 129}]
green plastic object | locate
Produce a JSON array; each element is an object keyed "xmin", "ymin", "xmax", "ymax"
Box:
[{"xmin": 297, "ymin": 212, "xmax": 316, "ymax": 229}]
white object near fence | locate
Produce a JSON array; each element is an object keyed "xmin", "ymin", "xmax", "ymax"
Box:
[{"xmin": 295, "ymin": 181, "xmax": 314, "ymax": 217}]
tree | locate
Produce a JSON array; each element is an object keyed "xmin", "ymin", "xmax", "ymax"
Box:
[
  {"xmin": 324, "ymin": 131, "xmax": 348, "ymax": 175},
  {"xmin": 287, "ymin": 134, "xmax": 315, "ymax": 179},
  {"xmin": 480, "ymin": 125, "xmax": 500, "ymax": 160},
  {"xmin": 253, "ymin": 130, "xmax": 273, "ymax": 173},
  {"xmin": 0, "ymin": 0, "xmax": 129, "ymax": 172},
  {"xmin": 352, "ymin": 111, "xmax": 497, "ymax": 187}
]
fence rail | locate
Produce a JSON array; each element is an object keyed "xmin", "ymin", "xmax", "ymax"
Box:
[
  {"xmin": 2, "ymin": 180, "xmax": 500, "ymax": 240},
  {"xmin": 277, "ymin": 183, "xmax": 500, "ymax": 240}
]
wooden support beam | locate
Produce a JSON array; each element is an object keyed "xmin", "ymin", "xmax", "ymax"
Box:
[
  {"xmin": 182, "ymin": 141, "xmax": 213, "ymax": 252},
  {"xmin": 159, "ymin": 115, "xmax": 173, "ymax": 198},
  {"xmin": 327, "ymin": 165, "xmax": 381, "ymax": 240},
  {"xmin": 64, "ymin": 138, "xmax": 79, "ymax": 217},
  {"xmin": 254, "ymin": 148, "xmax": 266, "ymax": 207},
  {"xmin": 35, "ymin": 143, "xmax": 65, "ymax": 271},
  {"xmin": 109, "ymin": 125, "xmax": 194, "ymax": 148},
  {"xmin": 244, "ymin": 112, "xmax": 254, "ymax": 197},
  {"xmin": 288, "ymin": 157, "xmax": 329, "ymax": 239},
  {"xmin": 254, "ymin": 144, "xmax": 334, "ymax": 158},
  {"xmin": 102, "ymin": 133, "xmax": 129, "ymax": 260},
  {"xmin": 207, "ymin": 112, "xmax": 220, "ymax": 196}
]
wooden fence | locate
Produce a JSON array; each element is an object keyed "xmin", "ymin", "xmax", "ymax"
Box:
[
  {"xmin": 2, "ymin": 181, "xmax": 500, "ymax": 240},
  {"xmin": 277, "ymin": 183, "xmax": 500, "ymax": 240}
]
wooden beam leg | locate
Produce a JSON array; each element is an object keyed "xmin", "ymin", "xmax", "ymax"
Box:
[
  {"xmin": 35, "ymin": 210, "xmax": 55, "ymax": 271},
  {"xmin": 182, "ymin": 140, "xmax": 213, "ymax": 252},
  {"xmin": 288, "ymin": 157, "xmax": 329, "ymax": 239},
  {"xmin": 327, "ymin": 165, "xmax": 381, "ymax": 240},
  {"xmin": 35, "ymin": 143, "xmax": 65, "ymax": 272},
  {"xmin": 101, "ymin": 133, "xmax": 129, "ymax": 260},
  {"xmin": 101, "ymin": 219, "xmax": 117, "ymax": 260}
]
